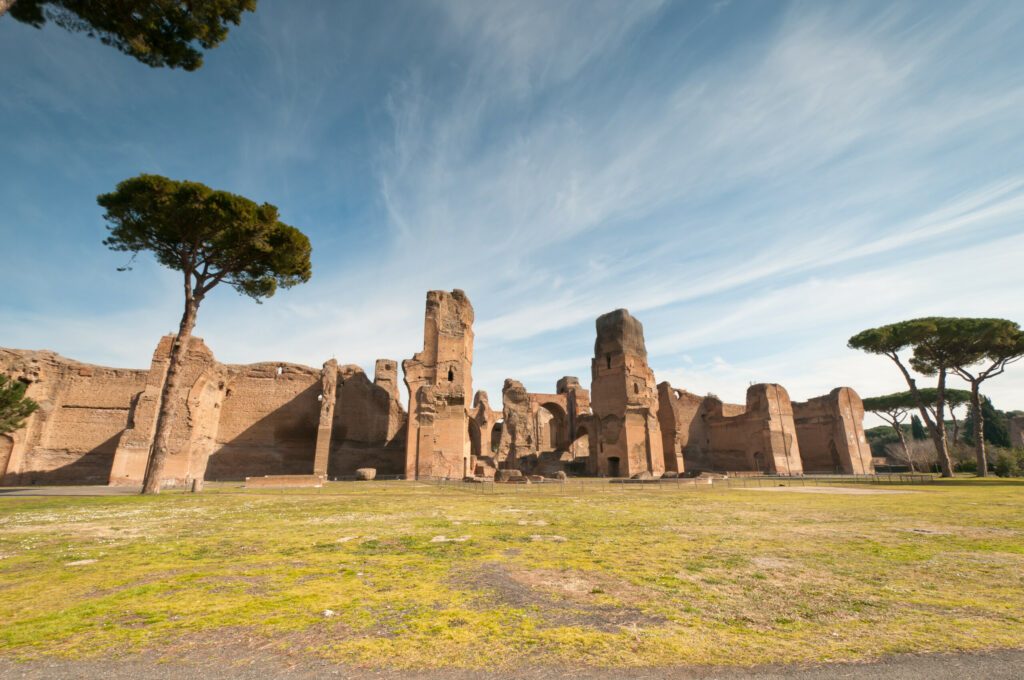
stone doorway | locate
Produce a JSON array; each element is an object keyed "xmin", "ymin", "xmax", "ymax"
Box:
[{"xmin": 753, "ymin": 451, "xmax": 764, "ymax": 473}]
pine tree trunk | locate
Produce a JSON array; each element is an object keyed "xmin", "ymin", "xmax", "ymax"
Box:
[
  {"xmin": 141, "ymin": 298, "xmax": 198, "ymax": 494},
  {"xmin": 926, "ymin": 414, "xmax": 952, "ymax": 477},
  {"xmin": 931, "ymin": 370, "xmax": 954, "ymax": 477},
  {"xmin": 0, "ymin": 0, "xmax": 18, "ymax": 18},
  {"xmin": 893, "ymin": 356, "xmax": 952, "ymax": 477},
  {"xmin": 896, "ymin": 426, "xmax": 914, "ymax": 473},
  {"xmin": 971, "ymin": 385, "xmax": 987, "ymax": 477}
]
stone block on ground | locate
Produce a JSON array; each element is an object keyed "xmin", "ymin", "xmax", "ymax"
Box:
[{"xmin": 495, "ymin": 469, "xmax": 523, "ymax": 482}]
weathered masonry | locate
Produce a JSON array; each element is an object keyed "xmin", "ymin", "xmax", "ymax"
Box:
[
  {"xmin": 0, "ymin": 340, "xmax": 406, "ymax": 486},
  {"xmin": 1, "ymin": 289, "xmax": 872, "ymax": 486},
  {"xmin": 403, "ymin": 289, "xmax": 475, "ymax": 480}
]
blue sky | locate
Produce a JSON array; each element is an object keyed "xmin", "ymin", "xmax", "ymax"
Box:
[{"xmin": 2, "ymin": 0, "xmax": 1023, "ymax": 419}]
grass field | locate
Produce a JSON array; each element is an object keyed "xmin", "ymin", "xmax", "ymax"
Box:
[{"xmin": 1, "ymin": 479, "xmax": 1023, "ymax": 670}]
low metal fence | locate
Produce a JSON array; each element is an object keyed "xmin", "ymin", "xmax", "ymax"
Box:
[
  {"xmin": 197, "ymin": 471, "xmax": 934, "ymax": 497},
  {"xmin": 411, "ymin": 472, "xmax": 934, "ymax": 496}
]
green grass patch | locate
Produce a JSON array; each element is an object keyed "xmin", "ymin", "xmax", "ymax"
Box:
[{"xmin": 0, "ymin": 479, "xmax": 1022, "ymax": 668}]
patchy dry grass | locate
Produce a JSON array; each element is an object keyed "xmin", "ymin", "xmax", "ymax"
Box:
[{"xmin": 0, "ymin": 479, "xmax": 1022, "ymax": 670}]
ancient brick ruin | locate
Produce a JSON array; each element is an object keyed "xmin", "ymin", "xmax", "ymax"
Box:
[{"xmin": 0, "ymin": 289, "xmax": 872, "ymax": 486}]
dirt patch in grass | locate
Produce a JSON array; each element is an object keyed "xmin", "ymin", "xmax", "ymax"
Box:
[
  {"xmin": 196, "ymin": 574, "xmax": 272, "ymax": 596},
  {"xmin": 741, "ymin": 489, "xmax": 917, "ymax": 493},
  {"xmin": 738, "ymin": 487, "xmax": 914, "ymax": 495},
  {"xmin": 453, "ymin": 562, "xmax": 666, "ymax": 632}
]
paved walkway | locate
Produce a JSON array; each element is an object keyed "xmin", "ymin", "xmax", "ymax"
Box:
[
  {"xmin": 2, "ymin": 650, "xmax": 1023, "ymax": 679},
  {"xmin": 0, "ymin": 486, "xmax": 142, "ymax": 496}
]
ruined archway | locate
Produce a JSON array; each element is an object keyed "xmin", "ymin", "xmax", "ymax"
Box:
[
  {"xmin": 490, "ymin": 420, "xmax": 504, "ymax": 454},
  {"xmin": 536, "ymin": 402, "xmax": 568, "ymax": 452},
  {"xmin": 752, "ymin": 451, "xmax": 764, "ymax": 473}
]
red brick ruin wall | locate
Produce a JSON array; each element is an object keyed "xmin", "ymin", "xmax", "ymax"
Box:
[
  {"xmin": 0, "ymin": 349, "xmax": 147, "ymax": 484},
  {"xmin": 792, "ymin": 388, "xmax": 873, "ymax": 474},
  {"xmin": 657, "ymin": 382, "xmax": 871, "ymax": 475},
  {"xmin": 1, "ymin": 338, "xmax": 408, "ymax": 487},
  {"xmin": 2, "ymin": 289, "xmax": 872, "ymax": 485}
]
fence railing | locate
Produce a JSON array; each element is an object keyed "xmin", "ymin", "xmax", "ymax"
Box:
[{"xmin": 410, "ymin": 472, "xmax": 934, "ymax": 495}]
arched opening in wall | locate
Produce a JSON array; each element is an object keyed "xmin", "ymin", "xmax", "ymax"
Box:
[
  {"xmin": 607, "ymin": 456, "xmax": 621, "ymax": 477},
  {"xmin": 537, "ymin": 402, "xmax": 567, "ymax": 452},
  {"xmin": 633, "ymin": 383, "xmax": 639, "ymax": 395},
  {"xmin": 447, "ymin": 368, "xmax": 454, "ymax": 382},
  {"xmin": 468, "ymin": 419, "xmax": 482, "ymax": 459},
  {"xmin": 490, "ymin": 420, "xmax": 504, "ymax": 453}
]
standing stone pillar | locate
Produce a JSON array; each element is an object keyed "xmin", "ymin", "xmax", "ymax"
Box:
[{"xmin": 313, "ymin": 359, "xmax": 338, "ymax": 478}]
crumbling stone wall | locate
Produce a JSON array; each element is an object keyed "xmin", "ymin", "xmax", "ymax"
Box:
[
  {"xmin": 469, "ymin": 391, "xmax": 499, "ymax": 455},
  {"xmin": 589, "ymin": 310, "xmax": 664, "ymax": 478},
  {"xmin": 703, "ymin": 384, "xmax": 803, "ymax": 475},
  {"xmin": 403, "ymin": 289, "xmax": 474, "ymax": 480},
  {"xmin": 109, "ymin": 336, "xmax": 226, "ymax": 487},
  {"xmin": 656, "ymin": 384, "xmax": 709, "ymax": 473},
  {"xmin": 2, "ymin": 335, "xmax": 408, "ymax": 487},
  {"xmin": 556, "ymin": 376, "xmax": 593, "ymax": 461},
  {"xmin": 3, "ymin": 290, "xmax": 872, "ymax": 486},
  {"xmin": 468, "ymin": 390, "xmax": 501, "ymax": 476},
  {"xmin": 487, "ymin": 378, "xmax": 593, "ymax": 476},
  {"xmin": 496, "ymin": 379, "xmax": 535, "ymax": 466},
  {"xmin": 203, "ymin": 362, "xmax": 321, "ymax": 481},
  {"xmin": 655, "ymin": 382, "xmax": 806, "ymax": 475},
  {"xmin": 793, "ymin": 387, "xmax": 873, "ymax": 474},
  {"xmin": 0, "ymin": 348, "xmax": 147, "ymax": 485},
  {"xmin": 326, "ymin": 361, "xmax": 407, "ymax": 477}
]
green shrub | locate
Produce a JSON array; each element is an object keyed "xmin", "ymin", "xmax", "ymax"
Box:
[
  {"xmin": 956, "ymin": 459, "xmax": 978, "ymax": 473},
  {"xmin": 992, "ymin": 448, "xmax": 1024, "ymax": 477}
]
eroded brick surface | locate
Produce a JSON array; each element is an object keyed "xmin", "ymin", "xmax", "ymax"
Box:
[{"xmin": 1, "ymin": 291, "xmax": 869, "ymax": 485}]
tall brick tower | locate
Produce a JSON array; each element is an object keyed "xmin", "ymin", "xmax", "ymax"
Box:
[
  {"xmin": 403, "ymin": 290, "xmax": 474, "ymax": 479},
  {"xmin": 589, "ymin": 309, "xmax": 664, "ymax": 477}
]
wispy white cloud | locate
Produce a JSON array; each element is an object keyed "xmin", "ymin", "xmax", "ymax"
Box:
[{"xmin": 3, "ymin": 1, "xmax": 1024, "ymax": 416}]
